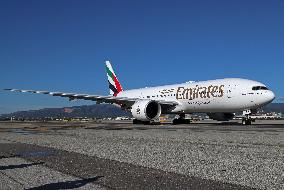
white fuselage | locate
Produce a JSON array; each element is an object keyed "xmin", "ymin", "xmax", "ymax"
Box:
[{"xmin": 118, "ymin": 78, "xmax": 275, "ymax": 113}]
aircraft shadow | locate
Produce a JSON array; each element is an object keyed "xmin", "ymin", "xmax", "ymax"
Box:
[
  {"xmin": 0, "ymin": 155, "xmax": 18, "ymax": 160},
  {"xmin": 26, "ymin": 176, "xmax": 104, "ymax": 190},
  {"xmin": 0, "ymin": 162, "xmax": 44, "ymax": 171}
]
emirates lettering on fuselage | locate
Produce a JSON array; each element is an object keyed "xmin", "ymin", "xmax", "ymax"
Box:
[{"xmin": 176, "ymin": 85, "xmax": 225, "ymax": 100}]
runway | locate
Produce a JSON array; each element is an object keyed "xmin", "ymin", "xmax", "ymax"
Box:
[{"xmin": 0, "ymin": 121, "xmax": 283, "ymax": 190}]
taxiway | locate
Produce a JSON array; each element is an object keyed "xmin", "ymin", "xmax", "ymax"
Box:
[{"xmin": 0, "ymin": 121, "xmax": 283, "ymax": 190}]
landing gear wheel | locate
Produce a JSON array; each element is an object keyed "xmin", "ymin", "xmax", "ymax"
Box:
[
  {"xmin": 173, "ymin": 118, "xmax": 191, "ymax": 125},
  {"xmin": 242, "ymin": 119, "xmax": 252, "ymax": 125},
  {"xmin": 133, "ymin": 119, "xmax": 153, "ymax": 125},
  {"xmin": 143, "ymin": 121, "xmax": 151, "ymax": 125},
  {"xmin": 133, "ymin": 119, "xmax": 143, "ymax": 124},
  {"xmin": 173, "ymin": 119, "xmax": 179, "ymax": 125}
]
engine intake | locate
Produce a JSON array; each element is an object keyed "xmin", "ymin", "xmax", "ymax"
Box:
[{"xmin": 131, "ymin": 100, "xmax": 161, "ymax": 121}]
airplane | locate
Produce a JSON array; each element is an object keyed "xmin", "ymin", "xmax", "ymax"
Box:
[{"xmin": 4, "ymin": 61, "xmax": 275, "ymax": 125}]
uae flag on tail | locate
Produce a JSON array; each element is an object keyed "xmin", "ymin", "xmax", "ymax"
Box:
[{"xmin": 105, "ymin": 61, "xmax": 123, "ymax": 96}]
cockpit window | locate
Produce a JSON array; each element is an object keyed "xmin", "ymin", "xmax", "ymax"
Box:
[
  {"xmin": 252, "ymin": 86, "xmax": 269, "ymax": 91},
  {"xmin": 261, "ymin": 86, "xmax": 268, "ymax": 90}
]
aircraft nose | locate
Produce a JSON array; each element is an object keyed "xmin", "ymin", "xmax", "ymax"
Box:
[{"xmin": 266, "ymin": 90, "xmax": 275, "ymax": 103}]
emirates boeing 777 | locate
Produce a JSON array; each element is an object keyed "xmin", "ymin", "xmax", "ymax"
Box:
[{"xmin": 5, "ymin": 61, "xmax": 275, "ymax": 125}]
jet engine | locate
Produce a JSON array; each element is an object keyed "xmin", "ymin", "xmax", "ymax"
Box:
[
  {"xmin": 207, "ymin": 113, "xmax": 235, "ymax": 121},
  {"xmin": 131, "ymin": 100, "xmax": 161, "ymax": 121}
]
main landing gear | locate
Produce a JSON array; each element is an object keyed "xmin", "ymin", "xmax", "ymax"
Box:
[
  {"xmin": 133, "ymin": 119, "xmax": 150, "ymax": 125},
  {"xmin": 133, "ymin": 119, "xmax": 160, "ymax": 125},
  {"xmin": 172, "ymin": 113, "xmax": 191, "ymax": 125}
]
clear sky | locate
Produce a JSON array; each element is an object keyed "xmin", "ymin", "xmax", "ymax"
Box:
[{"xmin": 0, "ymin": 0, "xmax": 284, "ymax": 114}]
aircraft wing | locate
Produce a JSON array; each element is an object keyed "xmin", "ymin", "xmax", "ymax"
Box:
[{"xmin": 3, "ymin": 89, "xmax": 179, "ymax": 106}]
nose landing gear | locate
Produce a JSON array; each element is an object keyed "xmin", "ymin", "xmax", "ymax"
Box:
[
  {"xmin": 242, "ymin": 110, "xmax": 255, "ymax": 125},
  {"xmin": 242, "ymin": 118, "xmax": 252, "ymax": 125}
]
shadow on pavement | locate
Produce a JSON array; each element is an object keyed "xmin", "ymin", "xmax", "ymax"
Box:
[
  {"xmin": 0, "ymin": 155, "xmax": 18, "ymax": 160},
  {"xmin": 0, "ymin": 162, "xmax": 44, "ymax": 171},
  {"xmin": 26, "ymin": 176, "xmax": 104, "ymax": 190}
]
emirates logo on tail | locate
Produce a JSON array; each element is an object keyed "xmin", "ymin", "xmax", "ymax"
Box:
[{"xmin": 106, "ymin": 61, "xmax": 123, "ymax": 96}]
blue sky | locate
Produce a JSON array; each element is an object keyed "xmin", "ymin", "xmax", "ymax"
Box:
[{"xmin": 0, "ymin": 0, "xmax": 284, "ymax": 114}]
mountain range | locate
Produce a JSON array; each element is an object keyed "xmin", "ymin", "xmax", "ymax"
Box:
[
  {"xmin": 0, "ymin": 104, "xmax": 131, "ymax": 119},
  {"xmin": 1, "ymin": 103, "xmax": 283, "ymax": 119}
]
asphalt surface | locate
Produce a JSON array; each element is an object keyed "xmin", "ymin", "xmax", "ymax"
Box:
[{"xmin": 0, "ymin": 120, "xmax": 283, "ymax": 190}]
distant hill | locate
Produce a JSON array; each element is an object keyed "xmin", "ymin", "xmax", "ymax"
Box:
[
  {"xmin": 0, "ymin": 103, "xmax": 283, "ymax": 119},
  {"xmin": 0, "ymin": 104, "xmax": 131, "ymax": 119},
  {"xmin": 261, "ymin": 103, "xmax": 284, "ymax": 113}
]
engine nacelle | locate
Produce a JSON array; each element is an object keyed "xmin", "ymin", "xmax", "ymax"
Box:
[
  {"xmin": 131, "ymin": 100, "xmax": 161, "ymax": 121},
  {"xmin": 207, "ymin": 113, "xmax": 235, "ymax": 121}
]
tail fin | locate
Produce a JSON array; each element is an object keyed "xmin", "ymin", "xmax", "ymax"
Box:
[{"xmin": 105, "ymin": 61, "xmax": 123, "ymax": 96}]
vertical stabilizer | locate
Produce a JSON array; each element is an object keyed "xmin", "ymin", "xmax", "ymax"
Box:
[{"xmin": 105, "ymin": 61, "xmax": 123, "ymax": 96}]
